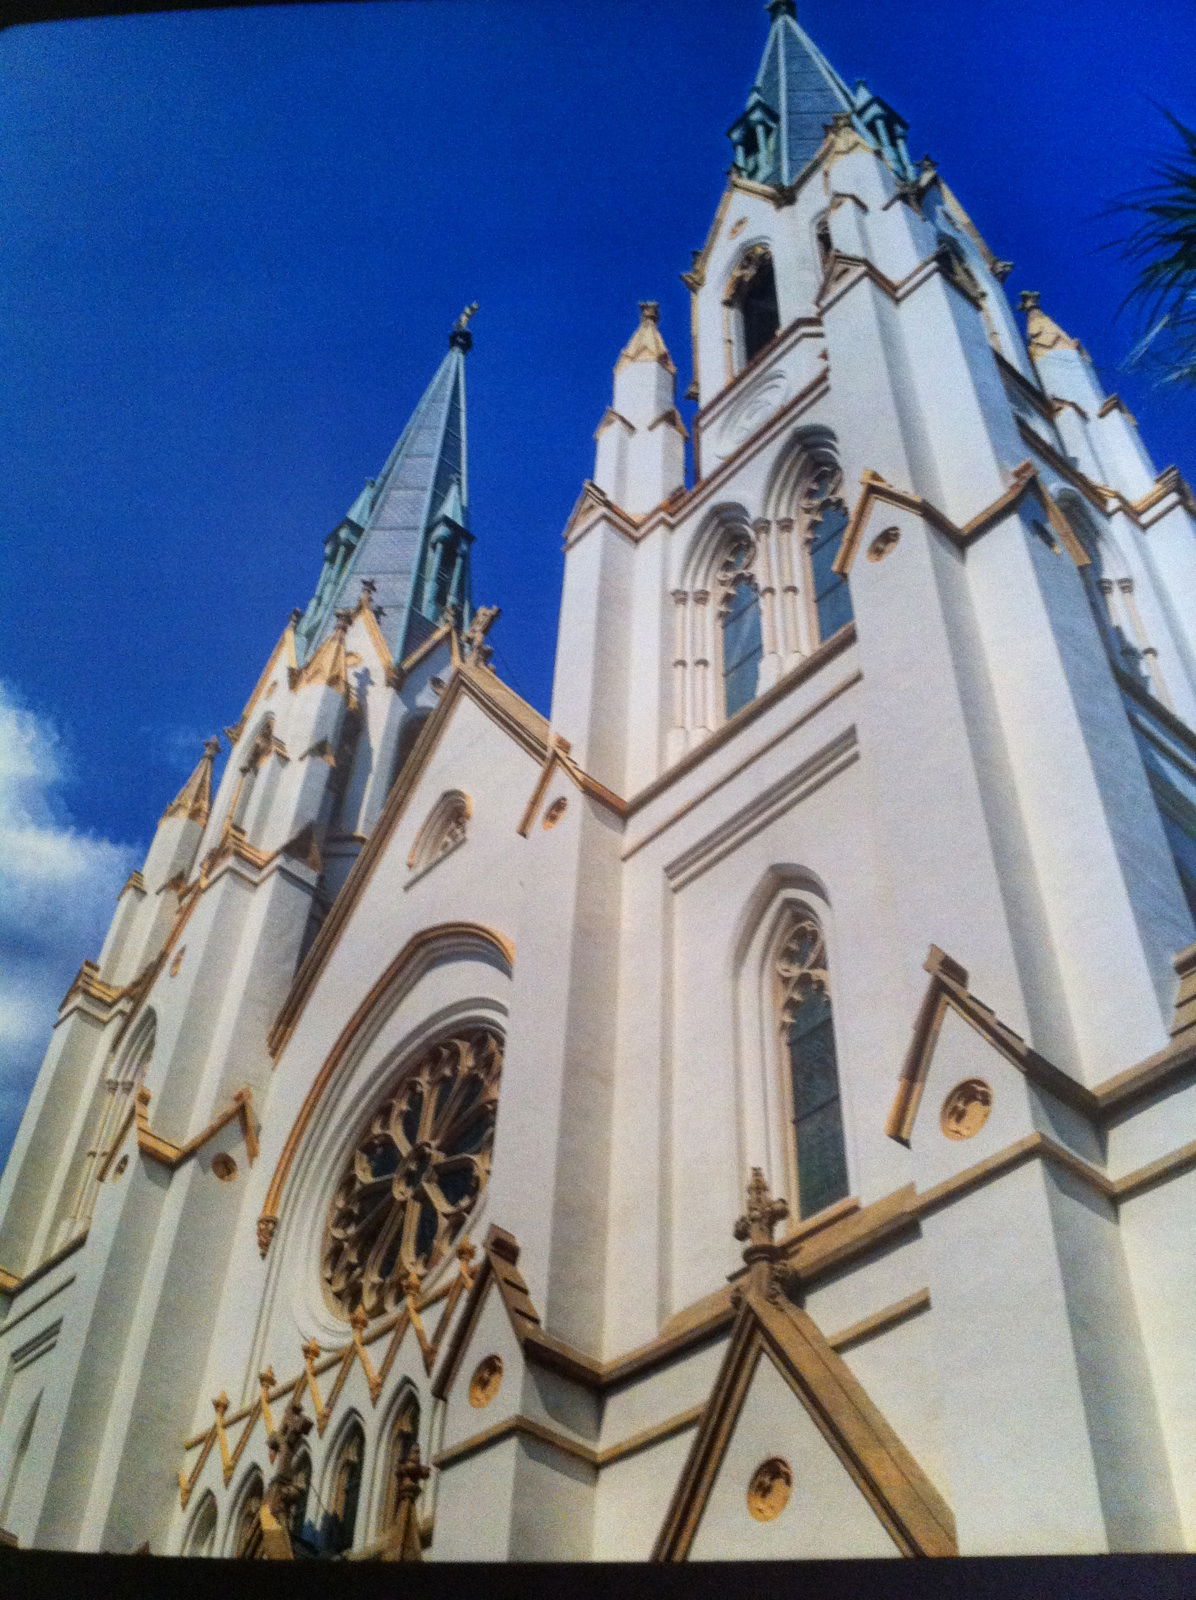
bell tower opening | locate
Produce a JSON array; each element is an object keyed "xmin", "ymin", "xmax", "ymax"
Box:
[{"xmin": 726, "ymin": 246, "xmax": 780, "ymax": 371}]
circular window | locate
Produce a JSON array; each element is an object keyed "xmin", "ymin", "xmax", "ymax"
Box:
[{"xmin": 322, "ymin": 1027, "xmax": 502, "ymax": 1319}]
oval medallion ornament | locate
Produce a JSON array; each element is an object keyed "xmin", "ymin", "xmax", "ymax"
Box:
[
  {"xmin": 940, "ymin": 1078, "xmax": 993, "ymax": 1141},
  {"xmin": 747, "ymin": 1457, "xmax": 793, "ymax": 1522},
  {"xmin": 866, "ymin": 526, "xmax": 901, "ymax": 562},
  {"xmin": 468, "ymin": 1354, "xmax": 504, "ymax": 1409},
  {"xmin": 322, "ymin": 1028, "xmax": 502, "ymax": 1319}
]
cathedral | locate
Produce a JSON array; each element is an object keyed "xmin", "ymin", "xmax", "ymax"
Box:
[{"xmin": 3, "ymin": 0, "xmax": 1196, "ymax": 1563}]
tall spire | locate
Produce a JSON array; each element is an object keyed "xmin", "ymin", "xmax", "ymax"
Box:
[
  {"xmin": 295, "ymin": 308, "xmax": 477, "ymax": 665},
  {"xmin": 729, "ymin": 4, "xmax": 913, "ymax": 187}
]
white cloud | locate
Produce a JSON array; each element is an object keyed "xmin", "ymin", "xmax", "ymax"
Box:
[{"xmin": 0, "ymin": 683, "xmax": 139, "ymax": 1172}]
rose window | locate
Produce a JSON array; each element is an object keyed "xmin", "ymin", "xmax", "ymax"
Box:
[{"xmin": 322, "ymin": 1028, "xmax": 502, "ymax": 1319}]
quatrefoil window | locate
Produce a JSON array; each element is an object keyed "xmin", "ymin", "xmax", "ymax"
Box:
[{"xmin": 321, "ymin": 1028, "xmax": 502, "ymax": 1319}]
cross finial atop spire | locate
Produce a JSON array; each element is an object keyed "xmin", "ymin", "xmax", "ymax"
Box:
[
  {"xmin": 766, "ymin": 0, "xmax": 797, "ymax": 18},
  {"xmin": 450, "ymin": 303, "xmax": 479, "ymax": 351}
]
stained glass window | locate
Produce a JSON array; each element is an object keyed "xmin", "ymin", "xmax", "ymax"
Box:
[
  {"xmin": 322, "ymin": 1028, "xmax": 501, "ymax": 1319},
  {"xmin": 722, "ymin": 573, "xmax": 764, "ymax": 719},
  {"xmin": 777, "ymin": 916, "xmax": 849, "ymax": 1218},
  {"xmin": 808, "ymin": 500, "xmax": 853, "ymax": 643}
]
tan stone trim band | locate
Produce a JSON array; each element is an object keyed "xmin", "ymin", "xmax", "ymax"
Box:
[
  {"xmin": 434, "ymin": 1404, "xmax": 707, "ymax": 1475},
  {"xmin": 0, "ymin": 1227, "xmax": 89, "ymax": 1302},
  {"xmin": 597, "ymin": 1404, "xmax": 706, "ymax": 1469},
  {"xmin": 826, "ymin": 1289, "xmax": 931, "ymax": 1355},
  {"xmin": 133, "ymin": 1086, "xmax": 259, "ymax": 1170},
  {"xmin": 835, "ymin": 460, "xmax": 1089, "ymax": 580}
]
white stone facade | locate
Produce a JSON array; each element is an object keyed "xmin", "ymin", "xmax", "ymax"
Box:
[{"xmin": 2, "ymin": 7, "xmax": 1196, "ymax": 1563}]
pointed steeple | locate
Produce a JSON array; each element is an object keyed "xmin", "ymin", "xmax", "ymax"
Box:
[
  {"xmin": 729, "ymin": 4, "xmax": 913, "ymax": 187},
  {"xmin": 161, "ymin": 738, "xmax": 220, "ymax": 824},
  {"xmin": 616, "ymin": 301, "xmax": 676, "ymax": 374},
  {"xmin": 295, "ymin": 307, "xmax": 477, "ymax": 666}
]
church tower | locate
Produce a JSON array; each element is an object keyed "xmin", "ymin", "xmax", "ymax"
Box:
[{"xmin": 3, "ymin": 2, "xmax": 1196, "ymax": 1563}]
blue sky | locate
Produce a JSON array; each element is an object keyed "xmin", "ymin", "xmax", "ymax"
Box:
[{"xmin": 1, "ymin": 0, "xmax": 1194, "ymax": 1165}]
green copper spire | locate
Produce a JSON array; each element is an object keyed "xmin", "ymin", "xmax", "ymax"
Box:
[
  {"xmin": 729, "ymin": 4, "xmax": 914, "ymax": 187},
  {"xmin": 296, "ymin": 308, "xmax": 477, "ymax": 665}
]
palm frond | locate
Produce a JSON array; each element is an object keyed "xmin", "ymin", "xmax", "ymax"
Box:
[{"xmin": 1107, "ymin": 111, "xmax": 1196, "ymax": 383}]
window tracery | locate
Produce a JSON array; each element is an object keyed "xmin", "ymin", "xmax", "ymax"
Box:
[
  {"xmin": 717, "ymin": 536, "xmax": 764, "ymax": 720},
  {"xmin": 379, "ymin": 1392, "xmax": 421, "ymax": 1539},
  {"xmin": 321, "ymin": 1027, "xmax": 502, "ymax": 1319},
  {"xmin": 800, "ymin": 463, "xmax": 853, "ymax": 644},
  {"xmin": 775, "ymin": 912, "xmax": 849, "ymax": 1219},
  {"xmin": 668, "ymin": 445, "xmax": 853, "ymax": 758}
]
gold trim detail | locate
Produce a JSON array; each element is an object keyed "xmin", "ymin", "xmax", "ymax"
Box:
[
  {"xmin": 468, "ymin": 1354, "xmax": 503, "ymax": 1409},
  {"xmin": 516, "ymin": 735, "xmax": 627, "ymax": 837},
  {"xmin": 615, "ymin": 301, "xmax": 676, "ymax": 375},
  {"xmin": 834, "ymin": 460, "xmax": 1089, "ymax": 579},
  {"xmin": 1018, "ymin": 290, "xmax": 1084, "ymax": 359},
  {"xmin": 940, "ymin": 1079, "xmax": 993, "ymax": 1141},
  {"xmin": 133, "ymin": 1085, "xmax": 259, "ymax": 1170},
  {"xmin": 162, "ymin": 738, "xmax": 221, "ymax": 824},
  {"xmin": 884, "ymin": 946, "xmax": 1098, "ymax": 1144},
  {"xmin": 178, "ymin": 1244, "xmax": 477, "ymax": 1507},
  {"xmin": 747, "ymin": 1456, "xmax": 792, "ymax": 1522}
]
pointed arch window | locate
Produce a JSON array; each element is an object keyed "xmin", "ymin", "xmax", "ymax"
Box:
[
  {"xmin": 286, "ymin": 1449, "xmax": 313, "ymax": 1554},
  {"xmin": 324, "ymin": 1422, "xmax": 365, "ymax": 1555},
  {"xmin": 1061, "ymin": 497, "xmax": 1171, "ymax": 707},
  {"xmin": 776, "ymin": 914, "xmax": 849, "ymax": 1219},
  {"xmin": 718, "ymin": 540, "xmax": 764, "ymax": 720},
  {"xmin": 726, "ymin": 245, "xmax": 780, "ymax": 370},
  {"xmin": 60, "ymin": 1013, "xmax": 155, "ymax": 1246},
  {"xmin": 379, "ymin": 1392, "xmax": 422, "ymax": 1548},
  {"xmin": 389, "ymin": 712, "xmax": 431, "ymax": 793},
  {"xmin": 802, "ymin": 466, "xmax": 853, "ymax": 643},
  {"xmin": 230, "ymin": 719, "xmax": 276, "ymax": 835},
  {"xmin": 232, "ymin": 1470, "xmax": 265, "ymax": 1559},
  {"xmin": 181, "ymin": 1490, "xmax": 217, "ymax": 1557},
  {"xmin": 0, "ymin": 1392, "xmax": 39, "ymax": 1533}
]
